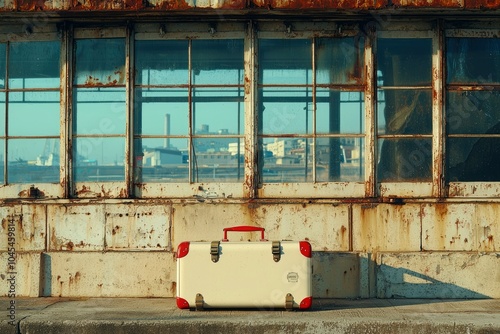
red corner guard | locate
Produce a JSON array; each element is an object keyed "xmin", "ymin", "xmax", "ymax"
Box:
[
  {"xmin": 299, "ymin": 296, "xmax": 312, "ymax": 310},
  {"xmin": 299, "ymin": 241, "xmax": 312, "ymax": 258},
  {"xmin": 177, "ymin": 241, "xmax": 190, "ymax": 259},
  {"xmin": 176, "ymin": 297, "xmax": 190, "ymax": 309}
]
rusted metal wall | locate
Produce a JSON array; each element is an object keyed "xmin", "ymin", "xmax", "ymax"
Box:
[
  {"xmin": 0, "ymin": 0, "xmax": 500, "ymax": 11},
  {"xmin": 0, "ymin": 201, "xmax": 498, "ymax": 298}
]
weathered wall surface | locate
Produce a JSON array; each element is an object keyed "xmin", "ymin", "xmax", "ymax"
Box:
[
  {"xmin": 0, "ymin": 0, "xmax": 499, "ymax": 12},
  {"xmin": 0, "ymin": 201, "xmax": 498, "ymax": 298}
]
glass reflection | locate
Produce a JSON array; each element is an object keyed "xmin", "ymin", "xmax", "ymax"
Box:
[
  {"xmin": 9, "ymin": 91, "xmax": 60, "ymax": 136},
  {"xmin": 192, "ymin": 138, "xmax": 244, "ymax": 183},
  {"xmin": 447, "ymin": 137, "xmax": 500, "ymax": 182},
  {"xmin": 135, "ymin": 40, "xmax": 188, "ymax": 86},
  {"xmin": 259, "ymin": 39, "xmax": 312, "ymax": 85},
  {"xmin": 316, "ymin": 37, "xmax": 365, "ymax": 85},
  {"xmin": 8, "ymin": 138, "xmax": 59, "ymax": 183},
  {"xmin": 447, "ymin": 38, "xmax": 500, "ymax": 84},
  {"xmin": 73, "ymin": 137, "xmax": 125, "ymax": 182},
  {"xmin": 134, "ymin": 138, "xmax": 189, "ymax": 183},
  {"xmin": 377, "ymin": 138, "xmax": 432, "ymax": 181},
  {"xmin": 192, "ymin": 40, "xmax": 244, "ymax": 85},
  {"xmin": 74, "ymin": 39, "xmax": 125, "ymax": 86},
  {"xmin": 9, "ymin": 41, "xmax": 60, "ymax": 89},
  {"xmin": 135, "ymin": 88, "xmax": 189, "ymax": 136}
]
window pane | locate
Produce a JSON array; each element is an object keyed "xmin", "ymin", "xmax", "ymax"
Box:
[
  {"xmin": 377, "ymin": 90, "xmax": 432, "ymax": 135},
  {"xmin": 447, "ymin": 137, "xmax": 500, "ymax": 182},
  {"xmin": 377, "ymin": 138, "xmax": 432, "ymax": 181},
  {"xmin": 0, "ymin": 92, "xmax": 5, "ymax": 136},
  {"xmin": 73, "ymin": 137, "xmax": 125, "ymax": 182},
  {"xmin": 259, "ymin": 39, "xmax": 312, "ymax": 85},
  {"xmin": 74, "ymin": 39, "xmax": 125, "ymax": 86},
  {"xmin": 260, "ymin": 137, "xmax": 312, "ymax": 183},
  {"xmin": 135, "ymin": 88, "xmax": 188, "ymax": 136},
  {"xmin": 259, "ymin": 87, "xmax": 313, "ymax": 135},
  {"xmin": 377, "ymin": 38, "xmax": 432, "ymax": 86},
  {"xmin": 8, "ymin": 138, "xmax": 59, "ymax": 183},
  {"xmin": 316, "ymin": 37, "xmax": 365, "ymax": 85},
  {"xmin": 0, "ymin": 43, "xmax": 5, "ymax": 89},
  {"xmin": 316, "ymin": 137, "xmax": 364, "ymax": 182},
  {"xmin": 134, "ymin": 138, "xmax": 188, "ymax": 183},
  {"xmin": 193, "ymin": 88, "xmax": 244, "ymax": 136},
  {"xmin": 9, "ymin": 91, "xmax": 60, "ymax": 136},
  {"xmin": 73, "ymin": 88, "xmax": 125, "ymax": 135},
  {"xmin": 135, "ymin": 40, "xmax": 188, "ymax": 86},
  {"xmin": 446, "ymin": 91, "xmax": 500, "ymax": 135},
  {"xmin": 192, "ymin": 39, "xmax": 244, "ymax": 85},
  {"xmin": 447, "ymin": 38, "xmax": 500, "ymax": 84},
  {"xmin": 9, "ymin": 41, "xmax": 60, "ymax": 89},
  {"xmin": 193, "ymin": 138, "xmax": 244, "ymax": 182},
  {"xmin": 317, "ymin": 90, "xmax": 364, "ymax": 134}
]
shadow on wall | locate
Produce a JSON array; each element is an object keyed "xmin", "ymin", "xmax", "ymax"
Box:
[{"xmin": 312, "ymin": 252, "xmax": 491, "ymax": 302}]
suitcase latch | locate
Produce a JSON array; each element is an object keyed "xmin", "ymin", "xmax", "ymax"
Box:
[
  {"xmin": 272, "ymin": 241, "xmax": 281, "ymax": 262},
  {"xmin": 210, "ymin": 241, "xmax": 220, "ymax": 263}
]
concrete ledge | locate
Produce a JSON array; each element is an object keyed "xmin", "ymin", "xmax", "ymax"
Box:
[{"xmin": 0, "ymin": 298, "xmax": 498, "ymax": 334}]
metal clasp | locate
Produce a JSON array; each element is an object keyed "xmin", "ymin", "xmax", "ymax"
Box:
[
  {"xmin": 210, "ymin": 241, "xmax": 220, "ymax": 263},
  {"xmin": 272, "ymin": 241, "xmax": 281, "ymax": 262}
]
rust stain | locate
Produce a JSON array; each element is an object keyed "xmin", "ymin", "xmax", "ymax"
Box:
[
  {"xmin": 66, "ymin": 241, "xmax": 74, "ymax": 251},
  {"xmin": 84, "ymin": 75, "xmax": 119, "ymax": 87},
  {"xmin": 170, "ymin": 281, "xmax": 177, "ymax": 294},
  {"xmin": 1, "ymin": 0, "xmax": 500, "ymax": 10},
  {"xmin": 465, "ymin": 0, "xmax": 500, "ymax": 8},
  {"xmin": 76, "ymin": 185, "xmax": 93, "ymax": 196},
  {"xmin": 112, "ymin": 225, "xmax": 121, "ymax": 235},
  {"xmin": 253, "ymin": 0, "xmax": 387, "ymax": 10},
  {"xmin": 391, "ymin": 0, "xmax": 462, "ymax": 7}
]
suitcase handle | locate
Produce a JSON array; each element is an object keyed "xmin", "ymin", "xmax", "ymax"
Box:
[{"xmin": 222, "ymin": 225, "xmax": 266, "ymax": 241}]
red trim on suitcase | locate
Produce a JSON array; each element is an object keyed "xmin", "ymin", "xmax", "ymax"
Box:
[
  {"xmin": 299, "ymin": 241, "xmax": 312, "ymax": 258},
  {"xmin": 299, "ymin": 296, "xmax": 312, "ymax": 309},
  {"xmin": 176, "ymin": 297, "xmax": 190, "ymax": 309},
  {"xmin": 177, "ymin": 241, "xmax": 190, "ymax": 258},
  {"xmin": 222, "ymin": 225, "xmax": 266, "ymax": 241}
]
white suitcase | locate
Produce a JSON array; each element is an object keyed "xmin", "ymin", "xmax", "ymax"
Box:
[{"xmin": 176, "ymin": 225, "xmax": 312, "ymax": 310}]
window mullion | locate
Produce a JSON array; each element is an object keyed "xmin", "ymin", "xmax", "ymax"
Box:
[
  {"xmin": 433, "ymin": 19, "xmax": 444, "ymax": 198},
  {"xmin": 364, "ymin": 27, "xmax": 376, "ymax": 197},
  {"xmin": 311, "ymin": 37, "xmax": 317, "ymax": 183},
  {"xmin": 61, "ymin": 24, "xmax": 71, "ymax": 198},
  {"xmin": 244, "ymin": 20, "xmax": 256, "ymax": 199},
  {"xmin": 125, "ymin": 23, "xmax": 133, "ymax": 198},
  {"xmin": 188, "ymin": 39, "xmax": 194, "ymax": 183}
]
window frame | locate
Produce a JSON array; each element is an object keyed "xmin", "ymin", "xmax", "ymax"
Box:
[
  {"xmin": 0, "ymin": 20, "xmax": 500, "ymax": 200},
  {"xmin": 0, "ymin": 24, "xmax": 64, "ymax": 199},
  {"xmin": 132, "ymin": 22, "xmax": 249, "ymax": 199},
  {"xmin": 68, "ymin": 26, "xmax": 129, "ymax": 198},
  {"xmin": 375, "ymin": 24, "xmax": 442, "ymax": 198},
  {"xmin": 256, "ymin": 21, "xmax": 372, "ymax": 199},
  {"xmin": 444, "ymin": 26, "xmax": 500, "ymax": 198}
]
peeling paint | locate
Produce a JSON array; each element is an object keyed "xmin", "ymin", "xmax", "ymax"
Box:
[{"xmin": 1, "ymin": 0, "xmax": 500, "ymax": 11}]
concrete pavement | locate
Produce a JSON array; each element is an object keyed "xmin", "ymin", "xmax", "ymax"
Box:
[{"xmin": 1, "ymin": 297, "xmax": 499, "ymax": 334}]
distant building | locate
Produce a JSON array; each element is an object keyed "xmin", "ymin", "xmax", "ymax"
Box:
[{"xmin": 143, "ymin": 148, "xmax": 183, "ymax": 166}]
